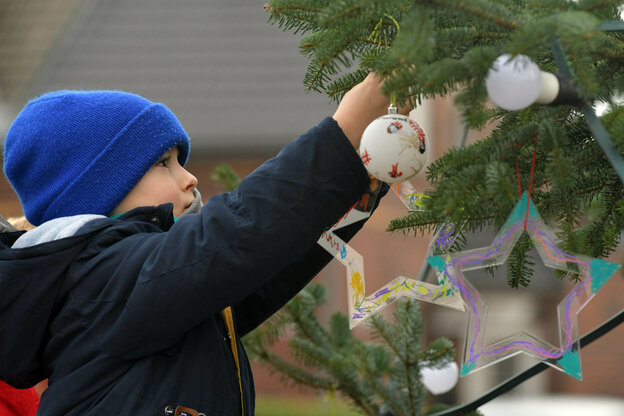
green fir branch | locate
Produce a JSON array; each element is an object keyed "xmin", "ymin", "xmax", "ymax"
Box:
[
  {"xmin": 418, "ymin": 337, "xmax": 455, "ymax": 369},
  {"xmin": 326, "ymin": 69, "xmax": 369, "ymax": 102},
  {"xmin": 435, "ymin": 0, "xmax": 520, "ymax": 30},
  {"xmin": 507, "ymin": 233, "xmax": 535, "ymax": 288},
  {"xmin": 211, "ymin": 164, "xmax": 241, "ymax": 191},
  {"xmin": 256, "ymin": 347, "xmax": 336, "ymax": 390}
]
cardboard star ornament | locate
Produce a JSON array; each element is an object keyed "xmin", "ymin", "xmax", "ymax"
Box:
[
  {"xmin": 426, "ymin": 192, "xmax": 620, "ymax": 379},
  {"xmin": 317, "ymin": 180, "xmax": 465, "ymax": 329}
]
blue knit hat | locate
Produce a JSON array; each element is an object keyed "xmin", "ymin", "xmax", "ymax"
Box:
[{"xmin": 3, "ymin": 90, "xmax": 190, "ymax": 226}]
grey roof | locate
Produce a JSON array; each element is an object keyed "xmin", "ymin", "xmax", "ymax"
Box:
[{"xmin": 17, "ymin": 0, "xmax": 338, "ymax": 156}]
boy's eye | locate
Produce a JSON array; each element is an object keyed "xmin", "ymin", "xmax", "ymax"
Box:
[{"xmin": 156, "ymin": 157, "xmax": 170, "ymax": 167}]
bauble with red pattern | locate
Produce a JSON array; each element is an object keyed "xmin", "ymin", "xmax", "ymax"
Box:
[{"xmin": 359, "ymin": 114, "xmax": 428, "ymax": 183}]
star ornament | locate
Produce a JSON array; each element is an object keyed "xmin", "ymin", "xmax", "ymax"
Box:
[
  {"xmin": 317, "ymin": 180, "xmax": 465, "ymax": 329},
  {"xmin": 426, "ymin": 192, "xmax": 620, "ymax": 380}
]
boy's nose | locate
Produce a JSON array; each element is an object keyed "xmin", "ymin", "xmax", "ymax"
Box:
[{"xmin": 183, "ymin": 170, "xmax": 198, "ymax": 192}]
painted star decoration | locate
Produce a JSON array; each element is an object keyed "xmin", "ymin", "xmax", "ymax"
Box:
[
  {"xmin": 426, "ymin": 192, "xmax": 620, "ymax": 380},
  {"xmin": 317, "ymin": 180, "xmax": 465, "ymax": 330}
]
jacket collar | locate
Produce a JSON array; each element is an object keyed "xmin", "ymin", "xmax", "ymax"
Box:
[
  {"xmin": 112, "ymin": 203, "xmax": 176, "ymax": 231},
  {"xmin": 0, "ymin": 203, "xmax": 177, "ymax": 249}
]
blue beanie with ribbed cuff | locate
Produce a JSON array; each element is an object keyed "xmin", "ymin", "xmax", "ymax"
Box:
[{"xmin": 3, "ymin": 90, "xmax": 190, "ymax": 226}]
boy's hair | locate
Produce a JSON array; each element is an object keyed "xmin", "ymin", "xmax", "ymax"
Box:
[
  {"xmin": 7, "ymin": 216, "xmax": 35, "ymax": 231},
  {"xmin": 3, "ymin": 90, "xmax": 191, "ymax": 226}
]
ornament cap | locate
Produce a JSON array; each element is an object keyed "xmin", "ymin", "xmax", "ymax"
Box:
[{"xmin": 387, "ymin": 104, "xmax": 398, "ymax": 114}]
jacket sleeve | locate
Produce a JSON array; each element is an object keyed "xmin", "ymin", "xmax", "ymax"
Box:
[
  {"xmin": 100, "ymin": 117, "xmax": 370, "ymax": 359},
  {"xmin": 231, "ymin": 184, "xmax": 388, "ymax": 337}
]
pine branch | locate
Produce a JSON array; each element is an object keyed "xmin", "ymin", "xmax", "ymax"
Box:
[
  {"xmin": 418, "ymin": 337, "xmax": 455, "ymax": 368},
  {"xmin": 284, "ymin": 285, "xmax": 380, "ymax": 415},
  {"xmin": 256, "ymin": 347, "xmax": 336, "ymax": 390},
  {"xmin": 320, "ymin": 0, "xmax": 368, "ymax": 26},
  {"xmin": 395, "ymin": 301, "xmax": 424, "ymax": 416},
  {"xmin": 368, "ymin": 310, "xmax": 402, "ymax": 359},
  {"xmin": 352, "ymin": 344, "xmax": 403, "ymax": 416},
  {"xmin": 326, "ymin": 69, "xmax": 369, "ymax": 102},
  {"xmin": 507, "ymin": 234, "xmax": 535, "ymax": 288},
  {"xmin": 264, "ymin": 0, "xmax": 326, "ymax": 34},
  {"xmin": 435, "ymin": 0, "xmax": 520, "ymax": 30},
  {"xmin": 244, "ymin": 279, "xmax": 452, "ymax": 415},
  {"xmin": 286, "ymin": 292, "xmax": 332, "ymax": 350},
  {"xmin": 580, "ymin": 0, "xmax": 622, "ymax": 15},
  {"xmin": 327, "ymin": 354, "xmax": 379, "ymax": 416},
  {"xmin": 211, "ymin": 164, "xmax": 241, "ymax": 191}
]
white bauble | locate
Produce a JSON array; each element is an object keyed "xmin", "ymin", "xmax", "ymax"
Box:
[
  {"xmin": 420, "ymin": 361, "xmax": 459, "ymax": 395},
  {"xmin": 485, "ymin": 54, "xmax": 542, "ymax": 111},
  {"xmin": 359, "ymin": 114, "xmax": 429, "ymax": 183}
]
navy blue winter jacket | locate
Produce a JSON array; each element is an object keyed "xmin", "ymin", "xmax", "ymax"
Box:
[{"xmin": 0, "ymin": 118, "xmax": 382, "ymax": 415}]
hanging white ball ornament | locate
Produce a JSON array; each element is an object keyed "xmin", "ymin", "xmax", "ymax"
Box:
[
  {"xmin": 485, "ymin": 54, "xmax": 542, "ymax": 111},
  {"xmin": 359, "ymin": 112, "xmax": 429, "ymax": 183},
  {"xmin": 420, "ymin": 361, "xmax": 459, "ymax": 395}
]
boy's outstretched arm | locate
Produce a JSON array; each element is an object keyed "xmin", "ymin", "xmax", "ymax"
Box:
[
  {"xmin": 235, "ymin": 73, "xmax": 410, "ymax": 335},
  {"xmin": 96, "ymin": 74, "xmax": 400, "ymax": 359},
  {"xmin": 232, "ymin": 183, "xmax": 389, "ymax": 336}
]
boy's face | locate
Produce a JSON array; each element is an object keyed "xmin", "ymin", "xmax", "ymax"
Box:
[{"xmin": 111, "ymin": 147, "xmax": 198, "ymax": 217}]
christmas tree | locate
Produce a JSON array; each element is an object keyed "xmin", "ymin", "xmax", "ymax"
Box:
[
  {"xmin": 240, "ymin": 1, "xmax": 623, "ymax": 414},
  {"xmin": 263, "ymin": 0, "xmax": 624, "ymax": 288}
]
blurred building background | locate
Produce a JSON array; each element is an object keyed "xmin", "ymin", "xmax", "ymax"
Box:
[{"xmin": 1, "ymin": 1, "xmax": 622, "ymax": 414}]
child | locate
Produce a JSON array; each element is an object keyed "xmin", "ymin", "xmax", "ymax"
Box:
[
  {"xmin": 0, "ymin": 74, "xmax": 396, "ymax": 415},
  {"xmin": 0, "ymin": 379, "xmax": 40, "ymax": 416},
  {"xmin": 0, "ymin": 216, "xmax": 46, "ymax": 416}
]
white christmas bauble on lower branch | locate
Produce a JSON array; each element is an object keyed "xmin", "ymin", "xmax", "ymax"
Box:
[
  {"xmin": 421, "ymin": 361, "xmax": 459, "ymax": 395},
  {"xmin": 359, "ymin": 113, "xmax": 429, "ymax": 183}
]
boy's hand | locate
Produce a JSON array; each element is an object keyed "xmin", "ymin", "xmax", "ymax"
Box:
[{"xmin": 332, "ymin": 72, "xmax": 410, "ymax": 150}]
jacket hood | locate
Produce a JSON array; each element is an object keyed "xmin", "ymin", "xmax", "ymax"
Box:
[
  {"xmin": 0, "ymin": 194, "xmax": 202, "ymax": 387},
  {"xmin": 0, "ymin": 215, "xmax": 109, "ymax": 388},
  {"xmin": 0, "ymin": 216, "xmax": 17, "ymax": 233}
]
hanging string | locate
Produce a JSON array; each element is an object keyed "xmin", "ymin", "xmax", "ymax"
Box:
[{"xmin": 514, "ymin": 135, "xmax": 538, "ymax": 229}]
